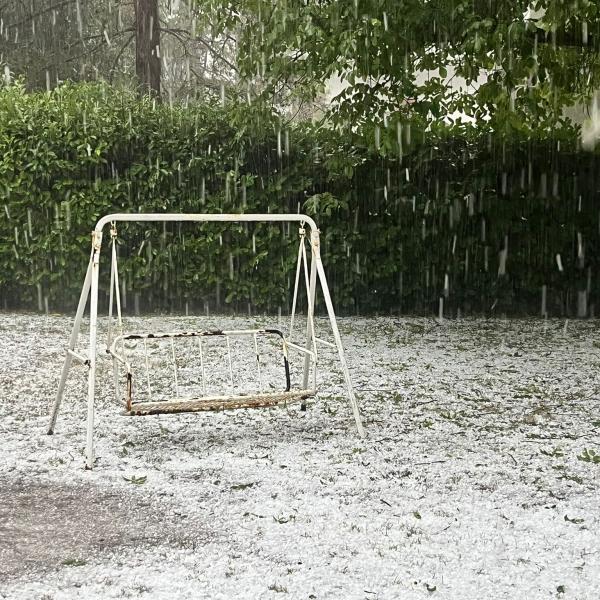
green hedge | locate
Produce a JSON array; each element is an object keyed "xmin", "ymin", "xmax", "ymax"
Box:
[
  {"xmin": 0, "ymin": 82, "xmax": 598, "ymax": 316},
  {"xmin": 0, "ymin": 82, "xmax": 334, "ymax": 313}
]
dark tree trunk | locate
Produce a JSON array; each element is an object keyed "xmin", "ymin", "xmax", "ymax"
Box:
[{"xmin": 134, "ymin": 0, "xmax": 161, "ymax": 96}]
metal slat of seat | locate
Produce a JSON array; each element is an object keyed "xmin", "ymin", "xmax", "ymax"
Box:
[{"xmin": 124, "ymin": 389, "xmax": 316, "ymax": 416}]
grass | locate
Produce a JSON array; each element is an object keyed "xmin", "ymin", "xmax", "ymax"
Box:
[
  {"xmin": 577, "ymin": 448, "xmax": 600, "ymax": 464},
  {"xmin": 62, "ymin": 558, "xmax": 87, "ymax": 567}
]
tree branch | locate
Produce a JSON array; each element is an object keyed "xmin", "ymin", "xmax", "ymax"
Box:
[
  {"xmin": 160, "ymin": 26, "xmax": 239, "ymax": 74},
  {"xmin": 109, "ymin": 32, "xmax": 135, "ymax": 83}
]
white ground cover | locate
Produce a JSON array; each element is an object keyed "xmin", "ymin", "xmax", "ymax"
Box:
[{"xmin": 0, "ymin": 313, "xmax": 599, "ymax": 599}]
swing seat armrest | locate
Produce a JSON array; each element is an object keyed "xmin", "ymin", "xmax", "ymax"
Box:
[
  {"xmin": 284, "ymin": 340, "xmax": 316, "ymax": 360},
  {"xmin": 108, "ymin": 337, "xmax": 129, "ymax": 366}
]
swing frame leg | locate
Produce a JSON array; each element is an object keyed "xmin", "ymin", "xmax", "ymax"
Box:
[
  {"xmin": 47, "ymin": 253, "xmax": 93, "ymax": 435},
  {"xmin": 310, "ymin": 230, "xmax": 365, "ymax": 437},
  {"xmin": 316, "ymin": 256, "xmax": 365, "ymax": 438},
  {"xmin": 108, "ymin": 226, "xmax": 124, "ymax": 405},
  {"xmin": 85, "ymin": 231, "xmax": 102, "ymax": 469},
  {"xmin": 301, "ymin": 233, "xmax": 318, "ymax": 410}
]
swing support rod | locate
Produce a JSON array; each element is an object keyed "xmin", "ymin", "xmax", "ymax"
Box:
[{"xmin": 48, "ymin": 213, "xmax": 365, "ymax": 470}]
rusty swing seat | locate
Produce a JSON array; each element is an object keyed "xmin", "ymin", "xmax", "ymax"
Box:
[{"xmin": 109, "ymin": 327, "xmax": 317, "ymax": 417}]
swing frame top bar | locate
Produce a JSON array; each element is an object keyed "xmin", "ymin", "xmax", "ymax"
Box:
[{"xmin": 94, "ymin": 213, "xmax": 319, "ymax": 233}]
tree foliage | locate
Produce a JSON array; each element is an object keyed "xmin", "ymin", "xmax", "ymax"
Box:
[{"xmin": 199, "ymin": 0, "xmax": 600, "ymax": 137}]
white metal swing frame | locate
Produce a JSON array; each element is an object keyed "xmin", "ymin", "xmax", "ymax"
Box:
[{"xmin": 47, "ymin": 213, "xmax": 365, "ymax": 469}]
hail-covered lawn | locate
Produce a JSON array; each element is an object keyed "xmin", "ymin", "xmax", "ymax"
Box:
[{"xmin": 0, "ymin": 313, "xmax": 599, "ymax": 599}]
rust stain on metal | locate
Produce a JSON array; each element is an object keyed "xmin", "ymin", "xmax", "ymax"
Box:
[
  {"xmin": 126, "ymin": 372, "xmax": 133, "ymax": 412},
  {"xmin": 122, "ymin": 328, "xmax": 285, "ymax": 341},
  {"xmin": 125, "ymin": 390, "xmax": 315, "ymax": 416}
]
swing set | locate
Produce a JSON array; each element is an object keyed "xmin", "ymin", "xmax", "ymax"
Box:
[{"xmin": 48, "ymin": 214, "xmax": 364, "ymax": 469}]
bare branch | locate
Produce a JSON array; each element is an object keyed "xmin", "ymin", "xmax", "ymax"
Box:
[
  {"xmin": 109, "ymin": 32, "xmax": 135, "ymax": 83},
  {"xmin": 160, "ymin": 26, "xmax": 239, "ymax": 74}
]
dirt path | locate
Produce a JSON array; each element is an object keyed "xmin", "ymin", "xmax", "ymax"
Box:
[{"xmin": 0, "ymin": 478, "xmax": 209, "ymax": 581}]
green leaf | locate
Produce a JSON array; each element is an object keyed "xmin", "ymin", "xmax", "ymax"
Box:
[
  {"xmin": 62, "ymin": 558, "xmax": 87, "ymax": 567},
  {"xmin": 123, "ymin": 475, "xmax": 147, "ymax": 485},
  {"xmin": 564, "ymin": 515, "xmax": 585, "ymax": 524},
  {"xmin": 577, "ymin": 449, "xmax": 600, "ymax": 464}
]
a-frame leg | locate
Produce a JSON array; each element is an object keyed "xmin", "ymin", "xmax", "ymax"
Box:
[
  {"xmin": 301, "ymin": 234, "xmax": 318, "ymax": 408},
  {"xmin": 313, "ymin": 233, "xmax": 365, "ymax": 438},
  {"xmin": 108, "ymin": 232, "xmax": 124, "ymax": 404},
  {"xmin": 85, "ymin": 231, "xmax": 103, "ymax": 469},
  {"xmin": 47, "ymin": 253, "xmax": 94, "ymax": 435}
]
